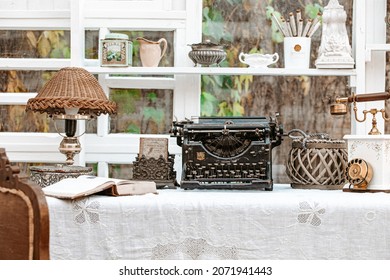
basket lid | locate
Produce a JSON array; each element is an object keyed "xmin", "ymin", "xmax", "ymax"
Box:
[
  {"xmin": 288, "ymin": 129, "xmax": 346, "ymax": 149},
  {"xmin": 291, "ymin": 139, "xmax": 346, "ymax": 149},
  {"xmin": 188, "ymin": 40, "xmax": 226, "ymax": 50},
  {"xmin": 105, "ymin": 33, "xmax": 129, "ymax": 40}
]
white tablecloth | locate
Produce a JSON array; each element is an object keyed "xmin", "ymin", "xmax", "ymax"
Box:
[{"xmin": 47, "ymin": 184, "xmax": 390, "ymax": 260}]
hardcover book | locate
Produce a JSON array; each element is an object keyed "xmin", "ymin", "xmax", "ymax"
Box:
[{"xmin": 42, "ymin": 175, "xmax": 157, "ymax": 199}]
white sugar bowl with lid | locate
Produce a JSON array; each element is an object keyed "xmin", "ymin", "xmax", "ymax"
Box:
[
  {"xmin": 239, "ymin": 52, "xmax": 279, "ymax": 68},
  {"xmin": 100, "ymin": 33, "xmax": 133, "ymax": 67}
]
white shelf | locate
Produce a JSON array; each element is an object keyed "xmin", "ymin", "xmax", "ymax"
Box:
[
  {"xmin": 86, "ymin": 66, "xmax": 356, "ymax": 77},
  {"xmin": 0, "ymin": 58, "xmax": 356, "ymax": 77}
]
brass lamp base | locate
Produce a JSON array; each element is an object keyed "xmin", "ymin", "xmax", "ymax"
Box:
[{"xmin": 59, "ymin": 136, "xmax": 81, "ymax": 165}]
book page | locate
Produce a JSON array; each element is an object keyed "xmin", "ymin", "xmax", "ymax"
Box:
[{"xmin": 43, "ymin": 176, "xmax": 114, "ymax": 199}]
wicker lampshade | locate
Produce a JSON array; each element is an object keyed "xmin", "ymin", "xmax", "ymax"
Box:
[{"xmin": 26, "ymin": 67, "xmax": 117, "ymax": 117}]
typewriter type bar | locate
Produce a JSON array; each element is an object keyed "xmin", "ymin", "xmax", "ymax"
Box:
[{"xmin": 171, "ymin": 116, "xmax": 283, "ymax": 190}]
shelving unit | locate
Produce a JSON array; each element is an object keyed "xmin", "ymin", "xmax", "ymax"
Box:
[{"xmin": 0, "ymin": 0, "xmax": 387, "ymax": 179}]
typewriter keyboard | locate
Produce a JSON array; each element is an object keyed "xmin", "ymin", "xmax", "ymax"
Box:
[{"xmin": 184, "ymin": 161, "xmax": 268, "ymax": 180}]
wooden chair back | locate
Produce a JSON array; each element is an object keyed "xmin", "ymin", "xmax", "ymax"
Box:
[{"xmin": 0, "ymin": 148, "xmax": 49, "ymax": 260}]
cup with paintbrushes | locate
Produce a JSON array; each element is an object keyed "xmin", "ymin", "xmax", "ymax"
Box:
[{"xmin": 271, "ymin": 10, "xmax": 321, "ymax": 69}]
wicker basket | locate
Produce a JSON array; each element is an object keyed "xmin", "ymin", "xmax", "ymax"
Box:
[{"xmin": 285, "ymin": 129, "xmax": 348, "ymax": 190}]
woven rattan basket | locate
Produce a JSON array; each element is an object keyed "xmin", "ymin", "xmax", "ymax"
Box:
[{"xmin": 285, "ymin": 129, "xmax": 348, "ymax": 190}]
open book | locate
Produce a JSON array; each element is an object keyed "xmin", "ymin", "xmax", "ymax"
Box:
[{"xmin": 43, "ymin": 175, "xmax": 157, "ymax": 199}]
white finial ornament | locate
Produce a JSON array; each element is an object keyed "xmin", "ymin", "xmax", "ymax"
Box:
[{"xmin": 315, "ymin": 0, "xmax": 355, "ymax": 68}]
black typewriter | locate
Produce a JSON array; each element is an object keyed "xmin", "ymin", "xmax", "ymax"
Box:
[{"xmin": 170, "ymin": 116, "xmax": 283, "ymax": 190}]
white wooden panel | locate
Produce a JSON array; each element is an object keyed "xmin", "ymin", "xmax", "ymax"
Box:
[
  {"xmin": 352, "ymin": 0, "xmax": 387, "ymax": 135},
  {"xmin": 171, "ymin": 0, "xmax": 184, "ymax": 10},
  {"xmin": 85, "ymin": 133, "xmax": 177, "ymax": 152},
  {"xmin": 85, "ymin": 0, "xmax": 165, "ymax": 11},
  {"xmin": 87, "ymin": 153, "xmax": 138, "ymax": 164},
  {"xmin": 0, "ymin": 0, "xmax": 70, "ymax": 10},
  {"xmin": 97, "ymin": 74, "xmax": 110, "ymax": 137},
  {"xmin": 0, "ymin": 132, "xmax": 60, "ymax": 143},
  {"xmin": 352, "ymin": 0, "xmax": 367, "ymax": 135},
  {"xmin": 0, "ymin": 93, "xmax": 36, "ymax": 105},
  {"xmin": 0, "ymin": 10, "xmax": 69, "ymax": 18},
  {"xmin": 105, "ymin": 76, "xmax": 175, "ymax": 89},
  {"xmin": 0, "ymin": 132, "xmax": 62, "ymax": 162},
  {"xmin": 27, "ymin": 0, "xmax": 55, "ymax": 10},
  {"xmin": 364, "ymin": 0, "xmax": 386, "ymax": 134},
  {"xmin": 85, "ymin": 133, "xmax": 181, "ymax": 161},
  {"xmin": 84, "ymin": 10, "xmax": 186, "ymax": 20},
  {"xmin": 173, "ymin": 0, "xmax": 201, "ymax": 120},
  {"xmin": 53, "ymin": 0, "xmax": 70, "ymax": 10},
  {"xmin": 0, "ymin": 0, "xmax": 28, "ymax": 9},
  {"xmin": 0, "ymin": 58, "xmax": 70, "ymax": 70},
  {"xmin": 1, "ymin": 0, "xmax": 69, "ymax": 11},
  {"xmin": 0, "ymin": 11, "xmax": 70, "ymax": 29},
  {"xmin": 8, "ymin": 153, "xmax": 66, "ymax": 163},
  {"xmin": 0, "ymin": 131, "xmax": 183, "ymax": 164},
  {"xmin": 84, "ymin": 18, "xmax": 185, "ymax": 30},
  {"xmin": 97, "ymin": 161, "xmax": 108, "ymax": 177},
  {"xmin": 70, "ymin": 0, "xmax": 84, "ymax": 66}
]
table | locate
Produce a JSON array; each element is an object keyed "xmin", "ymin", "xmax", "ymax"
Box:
[{"xmin": 46, "ymin": 184, "xmax": 390, "ymax": 260}]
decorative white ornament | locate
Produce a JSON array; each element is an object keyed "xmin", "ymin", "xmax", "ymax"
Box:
[{"xmin": 315, "ymin": 0, "xmax": 355, "ymax": 69}]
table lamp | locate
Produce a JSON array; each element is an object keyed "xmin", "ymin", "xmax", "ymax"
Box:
[{"xmin": 26, "ymin": 67, "xmax": 117, "ymax": 186}]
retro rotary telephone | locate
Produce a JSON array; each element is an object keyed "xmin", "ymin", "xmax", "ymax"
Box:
[
  {"xmin": 330, "ymin": 91, "xmax": 387, "ymax": 189},
  {"xmin": 330, "ymin": 91, "xmax": 390, "ymax": 135}
]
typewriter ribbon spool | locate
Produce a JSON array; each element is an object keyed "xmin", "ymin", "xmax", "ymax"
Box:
[{"xmin": 345, "ymin": 158, "xmax": 373, "ymax": 190}]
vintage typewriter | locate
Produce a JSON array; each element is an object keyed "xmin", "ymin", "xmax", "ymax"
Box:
[{"xmin": 170, "ymin": 116, "xmax": 283, "ymax": 190}]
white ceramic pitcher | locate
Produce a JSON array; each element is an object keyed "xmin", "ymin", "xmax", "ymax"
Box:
[{"xmin": 137, "ymin": 37, "xmax": 167, "ymax": 67}]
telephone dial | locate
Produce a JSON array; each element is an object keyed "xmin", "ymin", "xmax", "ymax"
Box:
[{"xmin": 345, "ymin": 158, "xmax": 373, "ymax": 190}]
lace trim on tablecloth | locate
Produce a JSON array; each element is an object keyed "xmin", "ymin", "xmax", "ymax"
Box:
[
  {"xmin": 297, "ymin": 201, "xmax": 326, "ymax": 227},
  {"xmin": 72, "ymin": 198, "xmax": 101, "ymax": 224},
  {"xmin": 151, "ymin": 237, "xmax": 238, "ymax": 260}
]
